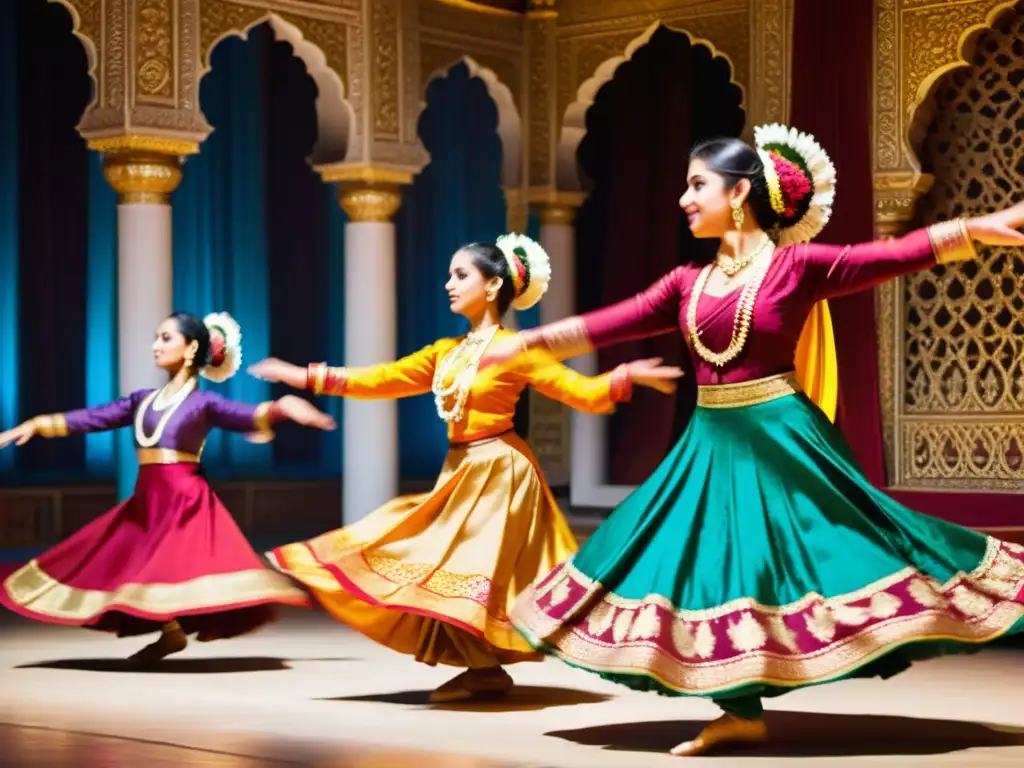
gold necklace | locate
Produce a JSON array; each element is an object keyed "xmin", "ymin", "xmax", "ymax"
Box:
[
  {"xmin": 687, "ymin": 253, "xmax": 774, "ymax": 368},
  {"xmin": 135, "ymin": 378, "xmax": 197, "ymax": 448},
  {"xmin": 715, "ymin": 232, "xmax": 773, "ymax": 278}
]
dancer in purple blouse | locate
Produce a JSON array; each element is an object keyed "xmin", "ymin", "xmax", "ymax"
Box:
[{"xmin": 0, "ymin": 311, "xmax": 335, "ymax": 665}]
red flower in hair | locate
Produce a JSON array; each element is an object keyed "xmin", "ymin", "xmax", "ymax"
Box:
[
  {"xmin": 208, "ymin": 333, "xmax": 226, "ymax": 367},
  {"xmin": 771, "ymin": 152, "xmax": 813, "ymax": 219}
]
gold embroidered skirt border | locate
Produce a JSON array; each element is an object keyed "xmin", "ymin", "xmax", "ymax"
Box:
[{"xmin": 696, "ymin": 372, "xmax": 801, "ymax": 409}]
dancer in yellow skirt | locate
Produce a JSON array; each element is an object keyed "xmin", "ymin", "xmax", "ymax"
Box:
[{"xmin": 248, "ymin": 233, "xmax": 683, "ymax": 703}]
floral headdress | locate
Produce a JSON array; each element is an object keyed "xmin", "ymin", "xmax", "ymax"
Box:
[
  {"xmin": 495, "ymin": 232, "xmax": 552, "ymax": 311},
  {"xmin": 753, "ymin": 123, "xmax": 837, "ymax": 245},
  {"xmin": 200, "ymin": 311, "xmax": 242, "ymax": 383}
]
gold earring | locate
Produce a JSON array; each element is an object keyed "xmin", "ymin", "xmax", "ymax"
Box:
[
  {"xmin": 486, "ymin": 292, "xmax": 497, "ymax": 303},
  {"xmin": 185, "ymin": 350, "xmax": 195, "ymax": 367},
  {"xmin": 731, "ymin": 202, "xmax": 745, "ymax": 230}
]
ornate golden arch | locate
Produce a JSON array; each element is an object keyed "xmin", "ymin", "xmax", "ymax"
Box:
[
  {"xmin": 556, "ymin": 20, "xmax": 745, "ymax": 193},
  {"xmin": 200, "ymin": 5, "xmax": 354, "ymax": 165},
  {"xmin": 418, "ymin": 52, "xmax": 524, "ymax": 189},
  {"xmin": 46, "ymin": 0, "xmax": 101, "ymax": 112},
  {"xmin": 873, "ymin": 0, "xmax": 1023, "ymax": 489}
]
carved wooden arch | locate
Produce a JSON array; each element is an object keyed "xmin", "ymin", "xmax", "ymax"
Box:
[
  {"xmin": 556, "ymin": 21, "xmax": 745, "ymax": 193},
  {"xmin": 420, "ymin": 56, "xmax": 523, "ymax": 189},
  {"xmin": 46, "ymin": 0, "xmax": 100, "ymax": 112},
  {"xmin": 903, "ymin": 1, "xmax": 1019, "ymax": 171},
  {"xmin": 202, "ymin": 13, "xmax": 354, "ymax": 166}
]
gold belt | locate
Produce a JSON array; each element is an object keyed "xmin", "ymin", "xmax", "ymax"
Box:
[
  {"xmin": 696, "ymin": 372, "xmax": 801, "ymax": 409},
  {"xmin": 137, "ymin": 448, "xmax": 201, "ymax": 465}
]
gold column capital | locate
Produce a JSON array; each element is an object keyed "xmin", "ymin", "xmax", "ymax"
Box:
[
  {"xmin": 318, "ymin": 164, "xmax": 414, "ymax": 223},
  {"xmin": 530, "ymin": 190, "xmax": 587, "ymax": 226},
  {"xmin": 873, "ymin": 170, "xmax": 935, "ymax": 238},
  {"xmin": 101, "ymin": 150, "xmax": 184, "ymax": 205}
]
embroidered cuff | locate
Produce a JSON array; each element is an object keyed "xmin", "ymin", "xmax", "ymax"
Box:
[
  {"xmin": 33, "ymin": 414, "xmax": 69, "ymax": 438},
  {"xmin": 524, "ymin": 317, "xmax": 593, "ymax": 360},
  {"xmin": 609, "ymin": 365, "xmax": 634, "ymax": 403},
  {"xmin": 307, "ymin": 362, "xmax": 327, "ymax": 394},
  {"xmin": 928, "ymin": 219, "xmax": 978, "ymax": 264},
  {"xmin": 247, "ymin": 401, "xmax": 277, "ymax": 444}
]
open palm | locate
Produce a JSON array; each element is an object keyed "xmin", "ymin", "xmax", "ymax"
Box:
[{"xmin": 969, "ymin": 201, "xmax": 1024, "ymax": 246}]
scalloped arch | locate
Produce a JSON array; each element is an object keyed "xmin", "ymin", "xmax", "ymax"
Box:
[
  {"xmin": 556, "ymin": 21, "xmax": 745, "ymax": 192},
  {"xmin": 46, "ymin": 0, "xmax": 100, "ymax": 112},
  {"xmin": 421, "ymin": 56, "xmax": 522, "ymax": 189},
  {"xmin": 905, "ymin": 1, "xmax": 1019, "ymax": 170},
  {"xmin": 202, "ymin": 13, "xmax": 353, "ymax": 165}
]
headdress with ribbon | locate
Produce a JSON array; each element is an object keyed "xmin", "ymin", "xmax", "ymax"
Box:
[
  {"xmin": 495, "ymin": 233, "xmax": 552, "ymax": 311},
  {"xmin": 753, "ymin": 123, "xmax": 837, "ymax": 246},
  {"xmin": 200, "ymin": 311, "xmax": 243, "ymax": 383}
]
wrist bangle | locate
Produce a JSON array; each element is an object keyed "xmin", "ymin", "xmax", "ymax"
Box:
[{"xmin": 307, "ymin": 363, "xmax": 327, "ymax": 395}]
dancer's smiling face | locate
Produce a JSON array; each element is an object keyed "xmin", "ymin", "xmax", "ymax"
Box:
[
  {"xmin": 679, "ymin": 157, "xmax": 751, "ymax": 239},
  {"xmin": 446, "ymin": 248, "xmax": 502, "ymax": 318}
]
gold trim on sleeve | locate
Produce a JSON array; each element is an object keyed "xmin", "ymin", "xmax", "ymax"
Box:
[
  {"xmin": 33, "ymin": 414, "xmax": 69, "ymax": 438},
  {"xmin": 928, "ymin": 219, "xmax": 978, "ymax": 264}
]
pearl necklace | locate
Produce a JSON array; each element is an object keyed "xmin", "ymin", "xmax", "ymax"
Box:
[
  {"xmin": 432, "ymin": 325, "xmax": 500, "ymax": 424},
  {"xmin": 687, "ymin": 252, "xmax": 774, "ymax": 368},
  {"xmin": 135, "ymin": 377, "xmax": 196, "ymax": 448}
]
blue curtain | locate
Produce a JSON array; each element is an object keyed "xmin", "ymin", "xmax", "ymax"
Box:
[
  {"xmin": 173, "ymin": 31, "xmax": 271, "ymax": 475},
  {"xmin": 86, "ymin": 153, "xmax": 118, "ymax": 475},
  {"xmin": 0, "ymin": 1, "xmax": 18, "ymax": 472},
  {"xmin": 394, "ymin": 63, "xmax": 506, "ymax": 478}
]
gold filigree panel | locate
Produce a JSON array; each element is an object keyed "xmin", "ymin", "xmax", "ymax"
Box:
[
  {"xmin": 136, "ymin": 0, "xmax": 175, "ymax": 102},
  {"xmin": 372, "ymin": 0, "xmax": 400, "ymax": 136},
  {"xmin": 874, "ymin": 0, "xmax": 1014, "ymax": 172},
  {"xmin": 895, "ymin": 10, "xmax": 1024, "ymax": 488}
]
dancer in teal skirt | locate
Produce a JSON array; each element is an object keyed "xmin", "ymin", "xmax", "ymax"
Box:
[{"xmin": 483, "ymin": 123, "xmax": 1024, "ymax": 757}]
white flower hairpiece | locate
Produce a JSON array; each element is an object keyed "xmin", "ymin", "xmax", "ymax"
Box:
[
  {"xmin": 754, "ymin": 123, "xmax": 837, "ymax": 246},
  {"xmin": 495, "ymin": 232, "xmax": 552, "ymax": 311},
  {"xmin": 200, "ymin": 311, "xmax": 243, "ymax": 383}
]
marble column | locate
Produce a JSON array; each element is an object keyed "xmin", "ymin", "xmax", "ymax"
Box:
[
  {"xmin": 102, "ymin": 151, "xmax": 182, "ymax": 501},
  {"xmin": 336, "ymin": 182, "xmax": 405, "ymax": 523}
]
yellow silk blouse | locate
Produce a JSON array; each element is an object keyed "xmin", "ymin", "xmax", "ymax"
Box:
[{"xmin": 314, "ymin": 329, "xmax": 630, "ymax": 443}]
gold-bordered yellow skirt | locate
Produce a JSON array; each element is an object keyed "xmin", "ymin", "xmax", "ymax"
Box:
[{"xmin": 267, "ymin": 431, "xmax": 577, "ymax": 667}]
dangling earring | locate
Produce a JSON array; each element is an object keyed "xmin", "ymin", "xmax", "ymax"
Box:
[
  {"xmin": 184, "ymin": 349, "xmax": 195, "ymax": 369},
  {"xmin": 486, "ymin": 291, "xmax": 497, "ymax": 304},
  {"xmin": 731, "ymin": 202, "xmax": 745, "ymax": 231}
]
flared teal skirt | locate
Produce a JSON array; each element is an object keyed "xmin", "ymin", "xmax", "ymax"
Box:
[{"xmin": 510, "ymin": 389, "xmax": 1024, "ymax": 701}]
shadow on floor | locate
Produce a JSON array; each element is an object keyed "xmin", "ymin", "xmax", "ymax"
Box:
[
  {"xmin": 15, "ymin": 656, "xmax": 301, "ymax": 674},
  {"xmin": 325, "ymin": 684, "xmax": 611, "ymax": 712},
  {"xmin": 548, "ymin": 710, "xmax": 1024, "ymax": 758}
]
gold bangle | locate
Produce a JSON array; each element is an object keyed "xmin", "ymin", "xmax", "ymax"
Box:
[
  {"xmin": 33, "ymin": 414, "xmax": 69, "ymax": 438},
  {"xmin": 928, "ymin": 218, "xmax": 978, "ymax": 264}
]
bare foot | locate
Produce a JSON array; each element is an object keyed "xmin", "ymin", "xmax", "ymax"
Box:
[
  {"xmin": 428, "ymin": 666, "xmax": 513, "ymax": 704},
  {"xmin": 128, "ymin": 626, "xmax": 188, "ymax": 667},
  {"xmin": 670, "ymin": 713, "xmax": 767, "ymax": 757}
]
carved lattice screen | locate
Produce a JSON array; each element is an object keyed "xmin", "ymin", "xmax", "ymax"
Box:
[{"xmin": 897, "ymin": 10, "xmax": 1024, "ymax": 489}]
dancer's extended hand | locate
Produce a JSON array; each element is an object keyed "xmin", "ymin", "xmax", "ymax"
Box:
[
  {"xmin": 967, "ymin": 201, "xmax": 1024, "ymax": 246},
  {"xmin": 248, "ymin": 358, "xmax": 306, "ymax": 389},
  {"xmin": 0, "ymin": 421, "xmax": 37, "ymax": 449},
  {"xmin": 626, "ymin": 358, "xmax": 685, "ymax": 395},
  {"xmin": 275, "ymin": 395, "xmax": 337, "ymax": 431}
]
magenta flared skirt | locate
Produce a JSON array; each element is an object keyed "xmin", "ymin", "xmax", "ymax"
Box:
[{"xmin": 0, "ymin": 463, "xmax": 309, "ymax": 638}]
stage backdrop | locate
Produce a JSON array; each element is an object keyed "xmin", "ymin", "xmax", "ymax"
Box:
[
  {"xmin": 0, "ymin": 4, "xmax": 517, "ymax": 488},
  {"xmin": 576, "ymin": 25, "xmax": 744, "ymax": 485}
]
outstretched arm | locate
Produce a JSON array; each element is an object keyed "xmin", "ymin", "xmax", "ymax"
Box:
[
  {"xmin": 205, "ymin": 393, "xmax": 335, "ymax": 443},
  {"xmin": 516, "ymin": 352, "xmax": 683, "ymax": 414},
  {"xmin": 0, "ymin": 394, "xmax": 142, "ymax": 448},
  {"xmin": 517, "ymin": 351, "xmax": 634, "ymax": 415},
  {"xmin": 509, "ymin": 268, "xmax": 686, "ymax": 362},
  {"xmin": 804, "ymin": 207, "xmax": 1024, "ymax": 301},
  {"xmin": 249, "ymin": 341, "xmax": 444, "ymax": 401}
]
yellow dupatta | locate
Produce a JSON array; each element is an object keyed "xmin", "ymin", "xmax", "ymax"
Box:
[{"xmin": 794, "ymin": 300, "xmax": 838, "ymax": 422}]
